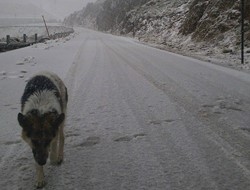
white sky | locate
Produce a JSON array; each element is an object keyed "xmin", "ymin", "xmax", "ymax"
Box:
[{"xmin": 29, "ymin": 0, "xmax": 96, "ymax": 19}]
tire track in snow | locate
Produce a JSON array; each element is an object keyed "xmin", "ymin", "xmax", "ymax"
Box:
[{"xmin": 103, "ymin": 43, "xmax": 220, "ymax": 189}]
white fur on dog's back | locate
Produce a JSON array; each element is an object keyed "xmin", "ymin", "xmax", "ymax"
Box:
[
  {"xmin": 22, "ymin": 71, "xmax": 67, "ymax": 115},
  {"xmin": 35, "ymin": 71, "xmax": 67, "ymax": 112},
  {"xmin": 22, "ymin": 90, "xmax": 61, "ymax": 115}
]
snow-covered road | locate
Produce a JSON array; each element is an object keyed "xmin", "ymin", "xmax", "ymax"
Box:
[{"xmin": 1, "ymin": 28, "xmax": 250, "ymax": 190}]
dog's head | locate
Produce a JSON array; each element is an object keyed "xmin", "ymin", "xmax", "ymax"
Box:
[{"xmin": 17, "ymin": 109, "xmax": 65, "ymax": 165}]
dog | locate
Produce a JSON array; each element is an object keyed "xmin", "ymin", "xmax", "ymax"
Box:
[{"xmin": 17, "ymin": 71, "xmax": 68, "ymax": 188}]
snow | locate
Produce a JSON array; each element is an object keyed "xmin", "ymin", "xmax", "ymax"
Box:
[{"xmin": 1, "ymin": 27, "xmax": 250, "ymax": 189}]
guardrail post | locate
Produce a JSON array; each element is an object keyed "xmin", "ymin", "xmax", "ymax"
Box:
[
  {"xmin": 6, "ymin": 35, "xmax": 10, "ymax": 44},
  {"xmin": 35, "ymin": 33, "xmax": 38, "ymax": 43},
  {"xmin": 23, "ymin": 34, "xmax": 27, "ymax": 43}
]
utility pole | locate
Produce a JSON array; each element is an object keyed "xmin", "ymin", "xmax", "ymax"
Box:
[
  {"xmin": 241, "ymin": 0, "xmax": 245, "ymax": 64},
  {"xmin": 42, "ymin": 15, "xmax": 50, "ymax": 39}
]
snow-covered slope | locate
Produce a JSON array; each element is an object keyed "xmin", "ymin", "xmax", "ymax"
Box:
[
  {"xmin": 64, "ymin": 0, "xmax": 105, "ymax": 28},
  {"xmin": 64, "ymin": 0, "xmax": 250, "ymax": 70},
  {"xmin": 121, "ymin": 0, "xmax": 250, "ymax": 67},
  {"xmin": 63, "ymin": 0, "xmax": 150, "ymax": 29}
]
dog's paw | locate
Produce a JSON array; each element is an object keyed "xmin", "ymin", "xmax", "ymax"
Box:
[
  {"xmin": 57, "ymin": 154, "xmax": 64, "ymax": 165},
  {"xmin": 50, "ymin": 155, "xmax": 63, "ymax": 165},
  {"xmin": 36, "ymin": 180, "xmax": 46, "ymax": 189},
  {"xmin": 50, "ymin": 157, "xmax": 58, "ymax": 165},
  {"xmin": 50, "ymin": 160, "xmax": 58, "ymax": 165},
  {"xmin": 49, "ymin": 153, "xmax": 57, "ymax": 163}
]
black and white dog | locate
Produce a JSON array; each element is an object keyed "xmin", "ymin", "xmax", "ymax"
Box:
[{"xmin": 17, "ymin": 71, "xmax": 68, "ymax": 188}]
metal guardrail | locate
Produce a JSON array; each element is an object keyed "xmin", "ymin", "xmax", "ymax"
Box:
[
  {"xmin": 0, "ymin": 30, "xmax": 74, "ymax": 52},
  {"xmin": 0, "ymin": 34, "xmax": 36, "ymax": 52}
]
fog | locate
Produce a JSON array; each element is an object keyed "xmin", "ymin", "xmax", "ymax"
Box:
[
  {"xmin": 29, "ymin": 0, "xmax": 96, "ymax": 19},
  {"xmin": 0, "ymin": 0, "xmax": 96, "ymax": 20}
]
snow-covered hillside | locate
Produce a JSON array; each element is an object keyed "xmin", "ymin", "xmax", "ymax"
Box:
[
  {"xmin": 63, "ymin": 0, "xmax": 150, "ymax": 29},
  {"xmin": 63, "ymin": 0, "xmax": 105, "ymax": 28},
  {"xmin": 64, "ymin": 0, "xmax": 250, "ymax": 71},
  {"xmin": 121, "ymin": 0, "xmax": 250, "ymax": 70}
]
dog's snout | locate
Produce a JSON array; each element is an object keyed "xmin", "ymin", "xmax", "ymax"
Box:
[
  {"xmin": 33, "ymin": 149, "xmax": 48, "ymax": 166},
  {"xmin": 37, "ymin": 158, "xmax": 47, "ymax": 166},
  {"xmin": 35, "ymin": 155, "xmax": 47, "ymax": 165}
]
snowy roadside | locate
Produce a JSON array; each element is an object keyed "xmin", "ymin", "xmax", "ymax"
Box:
[
  {"xmin": 138, "ymin": 38, "xmax": 250, "ymax": 74},
  {"xmin": 0, "ymin": 28, "xmax": 82, "ymax": 77}
]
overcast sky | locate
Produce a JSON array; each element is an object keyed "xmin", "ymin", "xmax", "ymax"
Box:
[{"xmin": 29, "ymin": 0, "xmax": 96, "ymax": 19}]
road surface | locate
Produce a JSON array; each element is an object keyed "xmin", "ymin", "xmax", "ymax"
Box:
[{"xmin": 1, "ymin": 29, "xmax": 250, "ymax": 189}]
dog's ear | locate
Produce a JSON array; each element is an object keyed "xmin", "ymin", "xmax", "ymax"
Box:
[
  {"xmin": 17, "ymin": 113, "xmax": 28, "ymax": 128},
  {"xmin": 18, "ymin": 113, "xmax": 33, "ymax": 137},
  {"xmin": 53, "ymin": 113, "xmax": 65, "ymax": 128}
]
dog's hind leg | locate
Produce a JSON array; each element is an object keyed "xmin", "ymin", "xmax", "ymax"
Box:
[
  {"xmin": 57, "ymin": 122, "xmax": 65, "ymax": 164},
  {"xmin": 35, "ymin": 163, "xmax": 45, "ymax": 188},
  {"xmin": 49, "ymin": 134, "xmax": 58, "ymax": 165}
]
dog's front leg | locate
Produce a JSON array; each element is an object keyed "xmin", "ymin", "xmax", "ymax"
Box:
[
  {"xmin": 50, "ymin": 134, "xmax": 58, "ymax": 165},
  {"xmin": 35, "ymin": 163, "xmax": 45, "ymax": 188},
  {"xmin": 57, "ymin": 123, "xmax": 65, "ymax": 164}
]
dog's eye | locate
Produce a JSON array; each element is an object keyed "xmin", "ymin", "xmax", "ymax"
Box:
[{"xmin": 32, "ymin": 140, "xmax": 50, "ymax": 147}]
